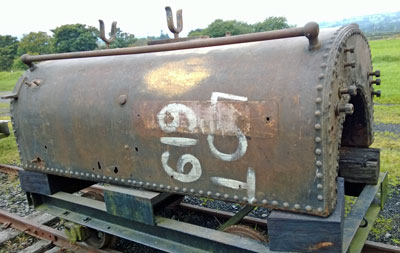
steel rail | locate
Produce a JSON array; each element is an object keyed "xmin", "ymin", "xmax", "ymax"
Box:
[
  {"xmin": 21, "ymin": 22, "xmax": 320, "ymax": 66},
  {"xmin": 0, "ymin": 208, "xmax": 117, "ymax": 253}
]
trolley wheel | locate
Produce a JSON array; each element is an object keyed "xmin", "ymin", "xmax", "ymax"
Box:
[
  {"xmin": 222, "ymin": 225, "xmax": 268, "ymax": 242},
  {"xmin": 86, "ymin": 228, "xmax": 117, "ymax": 249}
]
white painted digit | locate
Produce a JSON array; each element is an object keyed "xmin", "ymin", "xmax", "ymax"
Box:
[
  {"xmin": 210, "ymin": 168, "xmax": 256, "ymax": 204},
  {"xmin": 157, "ymin": 103, "xmax": 197, "ymax": 133},
  {"xmin": 161, "ymin": 151, "xmax": 202, "ymax": 183},
  {"xmin": 160, "ymin": 137, "xmax": 198, "ymax": 147},
  {"xmin": 210, "ymin": 92, "xmax": 248, "ymax": 107},
  {"xmin": 207, "ymin": 130, "xmax": 247, "ymax": 161},
  {"xmin": 208, "ymin": 92, "xmax": 248, "ymax": 161}
]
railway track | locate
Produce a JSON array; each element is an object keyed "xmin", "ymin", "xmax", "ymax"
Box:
[{"xmin": 0, "ymin": 164, "xmax": 399, "ymax": 253}]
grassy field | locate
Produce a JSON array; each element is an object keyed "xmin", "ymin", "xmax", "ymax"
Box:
[
  {"xmin": 0, "ymin": 37, "xmax": 399, "ymax": 245},
  {"xmin": 369, "ymin": 38, "xmax": 400, "ymax": 105},
  {"xmin": 0, "ymin": 71, "xmax": 23, "ymax": 92}
]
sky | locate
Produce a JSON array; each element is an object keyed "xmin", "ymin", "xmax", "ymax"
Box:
[{"xmin": 1, "ymin": 0, "xmax": 399, "ymax": 38}]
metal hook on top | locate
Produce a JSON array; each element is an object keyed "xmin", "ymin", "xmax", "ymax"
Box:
[
  {"xmin": 99, "ymin": 20, "xmax": 117, "ymax": 48},
  {"xmin": 165, "ymin": 6, "xmax": 183, "ymax": 39}
]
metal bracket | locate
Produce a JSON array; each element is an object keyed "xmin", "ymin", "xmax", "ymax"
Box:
[
  {"xmin": 165, "ymin": 6, "xmax": 183, "ymax": 39},
  {"xmin": 218, "ymin": 205, "xmax": 255, "ymax": 231},
  {"xmin": 99, "ymin": 19, "xmax": 117, "ymax": 48}
]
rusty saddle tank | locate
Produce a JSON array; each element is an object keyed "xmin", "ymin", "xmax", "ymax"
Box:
[{"xmin": 11, "ymin": 23, "xmax": 379, "ymax": 217}]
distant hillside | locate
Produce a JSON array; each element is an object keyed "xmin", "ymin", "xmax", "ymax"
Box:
[{"xmin": 320, "ymin": 11, "xmax": 400, "ymax": 37}]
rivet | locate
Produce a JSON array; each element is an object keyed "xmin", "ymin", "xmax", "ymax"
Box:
[
  {"xmin": 318, "ymin": 74, "xmax": 325, "ymax": 79},
  {"xmin": 146, "ymin": 182, "xmax": 150, "ymax": 186},
  {"xmin": 160, "ymin": 184, "xmax": 164, "ymax": 189},
  {"xmin": 316, "ymin": 97, "xmax": 322, "ymax": 103},
  {"xmin": 153, "ymin": 183, "xmax": 157, "ymax": 187},
  {"xmin": 224, "ymin": 194, "xmax": 229, "ymax": 199},
  {"xmin": 272, "ymin": 200, "xmax": 278, "ymax": 206},
  {"xmin": 124, "ymin": 145, "xmax": 129, "ymax": 149},
  {"xmin": 128, "ymin": 179, "xmax": 132, "ymax": 183},
  {"xmin": 121, "ymin": 179, "xmax": 125, "ymax": 183},
  {"xmin": 215, "ymin": 193, "xmax": 221, "ymax": 197},
  {"xmin": 294, "ymin": 204, "xmax": 300, "ymax": 209},
  {"xmin": 306, "ymin": 205, "xmax": 312, "ymax": 211},
  {"xmin": 320, "ymin": 63, "xmax": 327, "ymax": 68},
  {"xmin": 317, "ymin": 183, "xmax": 323, "ymax": 189},
  {"xmin": 317, "ymin": 207, "xmax": 323, "ymax": 212},
  {"xmin": 114, "ymin": 178, "xmax": 119, "ymax": 181},
  {"xmin": 252, "ymin": 198, "xmax": 257, "ymax": 203},
  {"xmin": 317, "ymin": 195, "xmax": 323, "ymax": 201},
  {"xmin": 97, "ymin": 175, "xmax": 101, "ymax": 178},
  {"xmin": 132, "ymin": 180, "xmax": 137, "ymax": 185},
  {"xmin": 316, "ymin": 172, "xmax": 323, "ymax": 178},
  {"xmin": 55, "ymin": 169, "xmax": 59, "ymax": 172},
  {"xmin": 199, "ymin": 190, "xmax": 204, "ymax": 194},
  {"xmin": 315, "ymin": 124, "xmax": 321, "ymax": 130},
  {"xmin": 182, "ymin": 188, "xmax": 187, "ymax": 192},
  {"xmin": 315, "ymin": 149, "xmax": 322, "ymax": 155},
  {"xmin": 75, "ymin": 172, "xmax": 79, "ymax": 175},
  {"xmin": 190, "ymin": 188, "xmax": 194, "ymax": 193},
  {"xmin": 234, "ymin": 195, "xmax": 239, "ymax": 200},
  {"xmin": 315, "ymin": 111, "xmax": 321, "ymax": 116},
  {"xmin": 92, "ymin": 174, "xmax": 95, "ymax": 178},
  {"xmin": 323, "ymin": 53, "xmax": 329, "ymax": 58},
  {"xmin": 139, "ymin": 181, "xmax": 143, "ymax": 186},
  {"xmin": 316, "ymin": 161, "xmax": 322, "ymax": 166},
  {"xmin": 316, "ymin": 84, "xmax": 323, "ymax": 91},
  {"xmin": 86, "ymin": 173, "xmax": 89, "ymax": 177},
  {"xmin": 262, "ymin": 199, "xmax": 268, "ymax": 204},
  {"xmin": 60, "ymin": 169, "xmax": 64, "ymax": 173},
  {"xmin": 283, "ymin": 202, "xmax": 289, "ymax": 207},
  {"xmin": 167, "ymin": 185, "xmax": 171, "ymax": 190},
  {"xmin": 109, "ymin": 177, "xmax": 113, "ymax": 180},
  {"xmin": 174, "ymin": 186, "xmax": 179, "ymax": 191},
  {"xmin": 243, "ymin": 197, "xmax": 248, "ymax": 202},
  {"xmin": 103, "ymin": 176, "xmax": 107, "ymax": 179},
  {"xmin": 118, "ymin": 94, "xmax": 127, "ymax": 105},
  {"xmin": 207, "ymin": 191, "xmax": 212, "ymax": 196}
]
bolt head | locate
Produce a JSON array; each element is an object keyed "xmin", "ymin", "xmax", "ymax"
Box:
[{"xmin": 118, "ymin": 94, "xmax": 127, "ymax": 105}]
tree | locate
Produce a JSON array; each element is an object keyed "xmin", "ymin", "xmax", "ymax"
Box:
[
  {"xmin": 253, "ymin": 17, "xmax": 291, "ymax": 32},
  {"xmin": 109, "ymin": 28, "xmax": 137, "ymax": 49},
  {"xmin": 17, "ymin": 32, "xmax": 53, "ymax": 56},
  {"xmin": 188, "ymin": 17, "xmax": 292, "ymax": 38},
  {"xmin": 189, "ymin": 19, "xmax": 253, "ymax": 38},
  {"xmin": 52, "ymin": 24, "xmax": 98, "ymax": 53},
  {"xmin": 0, "ymin": 35, "xmax": 19, "ymax": 71}
]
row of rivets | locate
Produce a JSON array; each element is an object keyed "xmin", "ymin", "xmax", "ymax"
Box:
[{"xmin": 27, "ymin": 164, "xmax": 324, "ymax": 213}]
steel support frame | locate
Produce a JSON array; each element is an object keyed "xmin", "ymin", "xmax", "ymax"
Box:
[{"xmin": 25, "ymin": 172, "xmax": 388, "ymax": 253}]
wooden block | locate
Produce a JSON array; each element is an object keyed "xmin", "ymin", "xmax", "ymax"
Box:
[
  {"xmin": 268, "ymin": 178, "xmax": 344, "ymax": 253},
  {"xmin": 339, "ymin": 147, "xmax": 380, "ymax": 184},
  {"xmin": 0, "ymin": 228, "xmax": 20, "ymax": 244},
  {"xmin": 103, "ymin": 185, "xmax": 161, "ymax": 225},
  {"xmin": 19, "ymin": 170, "xmax": 95, "ymax": 195},
  {"xmin": 18, "ymin": 240, "xmax": 52, "ymax": 253}
]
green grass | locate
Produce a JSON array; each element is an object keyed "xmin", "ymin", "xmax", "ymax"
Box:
[
  {"xmin": 369, "ymin": 38, "xmax": 400, "ymax": 104},
  {"xmin": 0, "ymin": 116, "xmax": 20, "ymax": 164},
  {"xmin": 374, "ymin": 105, "xmax": 400, "ymax": 124},
  {"xmin": 0, "ymin": 71, "xmax": 23, "ymax": 92},
  {"xmin": 372, "ymin": 132, "xmax": 400, "ymax": 186}
]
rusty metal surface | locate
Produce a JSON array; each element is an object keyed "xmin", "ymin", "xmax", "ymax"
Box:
[
  {"xmin": 21, "ymin": 22, "xmax": 319, "ymax": 65},
  {"xmin": 11, "ymin": 24, "xmax": 375, "ymax": 216},
  {"xmin": 165, "ymin": 6, "xmax": 183, "ymax": 39}
]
